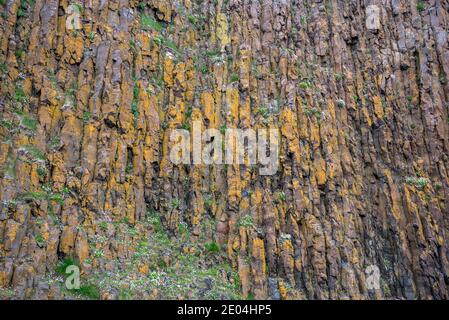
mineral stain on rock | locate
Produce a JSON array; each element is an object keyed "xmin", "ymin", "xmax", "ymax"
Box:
[{"xmin": 0, "ymin": 0, "xmax": 448, "ymax": 300}]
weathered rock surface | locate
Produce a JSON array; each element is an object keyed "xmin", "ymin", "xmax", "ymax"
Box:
[{"xmin": 0, "ymin": 0, "xmax": 448, "ymax": 299}]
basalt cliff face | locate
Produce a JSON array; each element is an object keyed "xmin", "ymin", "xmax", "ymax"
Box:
[{"xmin": 0, "ymin": 0, "xmax": 449, "ymax": 300}]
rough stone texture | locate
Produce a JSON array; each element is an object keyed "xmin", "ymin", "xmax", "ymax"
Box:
[{"xmin": 0, "ymin": 0, "xmax": 448, "ymax": 299}]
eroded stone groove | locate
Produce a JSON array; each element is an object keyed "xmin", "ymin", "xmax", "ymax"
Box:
[{"xmin": 0, "ymin": 0, "xmax": 448, "ymax": 299}]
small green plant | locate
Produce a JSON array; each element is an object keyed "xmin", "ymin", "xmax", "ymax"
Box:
[
  {"xmin": 56, "ymin": 257, "xmax": 77, "ymax": 275},
  {"xmin": 171, "ymin": 198, "xmax": 180, "ymax": 209},
  {"xmin": 93, "ymin": 249, "xmax": 104, "ymax": 258},
  {"xmin": 279, "ymin": 233, "xmax": 292, "ymax": 243},
  {"xmin": 88, "ymin": 31, "xmax": 95, "ymax": 42},
  {"xmin": 230, "ymin": 73, "xmax": 239, "ymax": 83},
  {"xmin": 258, "ymin": 107, "xmax": 269, "ymax": 118},
  {"xmin": 14, "ymin": 84, "xmax": 28, "ymax": 103},
  {"xmin": 278, "ymin": 191, "xmax": 286, "ymax": 202},
  {"xmin": 416, "ymin": 1, "xmax": 425, "ymax": 12},
  {"xmin": 205, "ymin": 241, "xmax": 220, "ymax": 253},
  {"xmin": 152, "ymin": 36, "xmax": 162, "ymax": 46},
  {"xmin": 334, "ymin": 73, "xmax": 344, "ymax": 81},
  {"xmin": 206, "ymin": 50, "xmax": 223, "ymax": 63},
  {"xmin": 20, "ymin": 185, "xmax": 65, "ymax": 205},
  {"xmin": 219, "ymin": 124, "xmax": 227, "ymax": 135},
  {"xmin": 405, "ymin": 177, "xmax": 429, "ymax": 190},
  {"xmin": 162, "ymin": 37, "xmax": 180, "ymax": 54},
  {"xmin": 336, "ymin": 99, "xmax": 346, "ymax": 108},
  {"xmin": 73, "ymin": 3, "xmax": 82, "ymax": 14},
  {"xmin": 99, "ymin": 221, "xmax": 108, "ymax": 231},
  {"xmin": 299, "ymin": 81, "xmax": 311, "ymax": 90},
  {"xmin": 188, "ymin": 14, "xmax": 198, "ymax": 25},
  {"xmin": 0, "ymin": 118, "xmax": 13, "ymax": 130},
  {"xmin": 131, "ymin": 82, "xmax": 140, "ymax": 122},
  {"xmin": 48, "ymin": 136, "xmax": 61, "ymax": 150},
  {"xmin": 15, "ymin": 48, "xmax": 25, "ymax": 59},
  {"xmin": 125, "ymin": 164, "xmax": 133, "ymax": 174},
  {"xmin": 35, "ymin": 233, "xmax": 45, "ymax": 247},
  {"xmin": 238, "ymin": 215, "xmax": 254, "ymax": 228},
  {"xmin": 3, "ymin": 200, "xmax": 18, "ymax": 211},
  {"xmin": 199, "ymin": 64, "xmax": 209, "ymax": 75},
  {"xmin": 181, "ymin": 122, "xmax": 190, "ymax": 130},
  {"xmin": 20, "ymin": 191, "xmax": 47, "ymax": 201},
  {"xmin": 36, "ymin": 167, "xmax": 47, "ymax": 177},
  {"xmin": 304, "ymin": 107, "xmax": 322, "ymax": 120},
  {"xmin": 83, "ymin": 111, "xmax": 91, "ymax": 123}
]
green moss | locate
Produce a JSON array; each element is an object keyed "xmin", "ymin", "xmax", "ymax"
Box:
[
  {"xmin": 20, "ymin": 115, "xmax": 38, "ymax": 132},
  {"xmin": 141, "ymin": 14, "xmax": 163, "ymax": 31},
  {"xmin": 22, "ymin": 145, "xmax": 46, "ymax": 161},
  {"xmin": 14, "ymin": 85, "xmax": 28, "ymax": 103}
]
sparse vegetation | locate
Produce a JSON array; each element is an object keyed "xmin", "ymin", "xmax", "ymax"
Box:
[
  {"xmin": 20, "ymin": 115, "xmax": 38, "ymax": 132},
  {"xmin": 405, "ymin": 176, "xmax": 429, "ymax": 190},
  {"xmin": 14, "ymin": 84, "xmax": 28, "ymax": 103},
  {"xmin": 304, "ymin": 106, "xmax": 322, "ymax": 121},
  {"xmin": 238, "ymin": 215, "xmax": 254, "ymax": 228},
  {"xmin": 63, "ymin": 210, "xmax": 243, "ymax": 300},
  {"xmin": 131, "ymin": 81, "xmax": 140, "ymax": 123},
  {"xmin": 205, "ymin": 241, "xmax": 220, "ymax": 253},
  {"xmin": 20, "ymin": 184, "xmax": 66, "ymax": 205}
]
